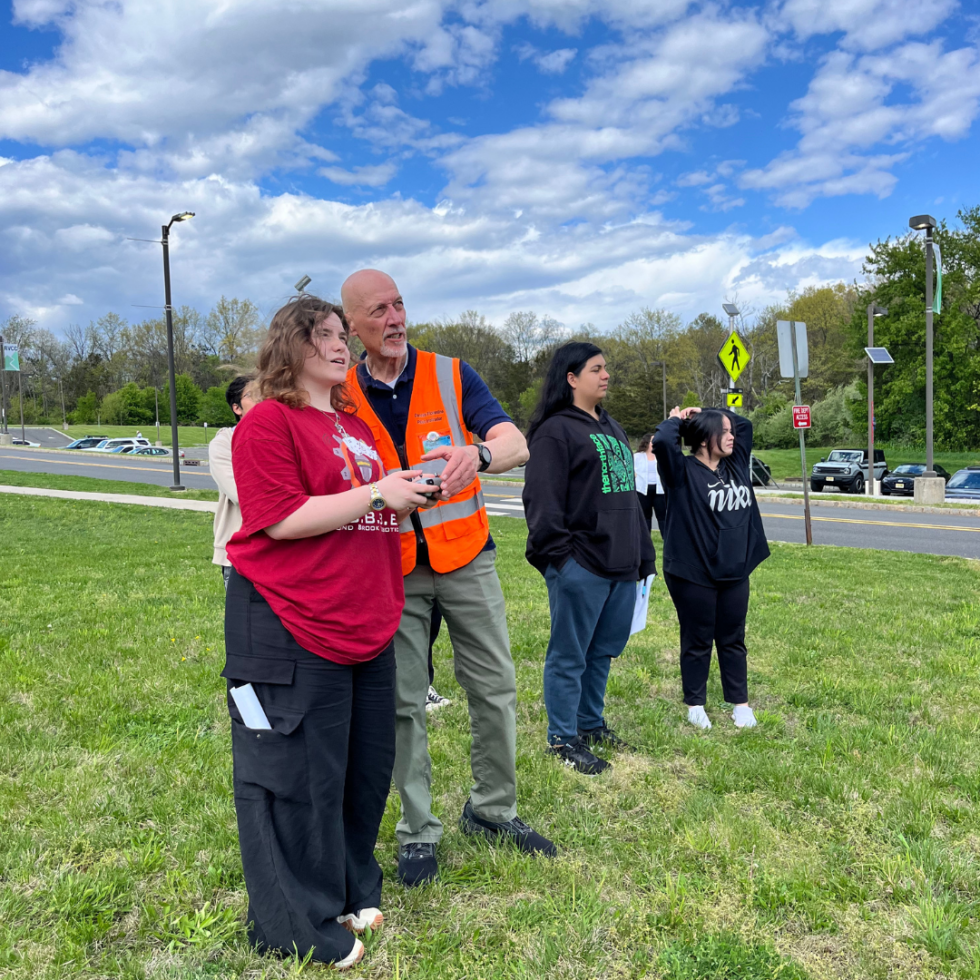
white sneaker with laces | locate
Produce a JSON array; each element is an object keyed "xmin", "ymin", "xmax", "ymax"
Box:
[
  {"xmin": 333, "ymin": 938, "xmax": 365, "ymax": 970},
  {"xmin": 425, "ymin": 686, "xmax": 451, "ymax": 712},
  {"xmin": 337, "ymin": 908, "xmax": 383, "ymax": 934}
]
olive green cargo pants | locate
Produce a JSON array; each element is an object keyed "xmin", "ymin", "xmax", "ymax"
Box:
[{"xmin": 392, "ymin": 550, "xmax": 518, "ymax": 844}]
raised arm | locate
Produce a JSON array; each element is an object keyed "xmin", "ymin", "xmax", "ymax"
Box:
[
  {"xmin": 652, "ymin": 412, "xmax": 689, "ymax": 489},
  {"xmin": 723, "ymin": 409, "xmax": 753, "ymax": 472}
]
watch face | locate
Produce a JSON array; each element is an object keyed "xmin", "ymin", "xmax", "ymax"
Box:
[{"xmin": 371, "ymin": 496, "xmax": 386, "ymax": 511}]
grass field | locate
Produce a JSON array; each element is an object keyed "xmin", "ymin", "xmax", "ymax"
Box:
[
  {"xmin": 57, "ymin": 424, "xmax": 218, "ymax": 448},
  {"xmin": 753, "ymin": 448, "xmax": 980, "ymax": 482},
  {"xmin": 0, "ymin": 470, "xmax": 219, "ymax": 502},
  {"xmin": 2, "ymin": 500, "xmax": 979, "ymax": 979}
]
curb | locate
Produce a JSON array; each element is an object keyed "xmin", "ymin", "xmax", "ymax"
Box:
[
  {"xmin": 755, "ymin": 493, "xmax": 980, "ymax": 518},
  {"xmin": 0, "ymin": 444, "xmax": 209, "ymax": 466}
]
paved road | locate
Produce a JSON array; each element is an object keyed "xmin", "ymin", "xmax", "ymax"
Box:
[
  {"xmin": 0, "ymin": 447, "xmax": 218, "ymax": 491},
  {"xmin": 5, "ymin": 425, "xmax": 73, "ymax": 447},
  {"xmin": 482, "ymin": 489, "xmax": 980, "ymax": 560}
]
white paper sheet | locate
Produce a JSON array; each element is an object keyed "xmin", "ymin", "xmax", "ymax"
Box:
[
  {"xmin": 230, "ymin": 683, "xmax": 272, "ymax": 730},
  {"xmin": 630, "ymin": 574, "xmax": 655, "ymax": 635}
]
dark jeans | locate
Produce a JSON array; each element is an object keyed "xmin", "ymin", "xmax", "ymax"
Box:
[
  {"xmin": 543, "ymin": 558, "xmax": 635, "ymax": 743},
  {"xmin": 223, "ymin": 569, "xmax": 396, "ymax": 965},
  {"xmin": 664, "ymin": 573, "xmax": 750, "ymax": 706}
]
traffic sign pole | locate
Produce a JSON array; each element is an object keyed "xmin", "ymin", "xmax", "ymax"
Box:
[
  {"xmin": 0, "ymin": 335, "xmax": 7, "ymax": 435},
  {"xmin": 791, "ymin": 321, "xmax": 813, "ymax": 546}
]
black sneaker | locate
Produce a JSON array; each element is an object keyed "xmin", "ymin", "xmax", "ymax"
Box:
[
  {"xmin": 578, "ymin": 724, "xmax": 633, "ymax": 752},
  {"xmin": 459, "ymin": 798, "xmax": 557, "ymax": 857},
  {"xmin": 397, "ymin": 842, "xmax": 438, "ymax": 887},
  {"xmin": 547, "ymin": 736, "xmax": 611, "ymax": 776}
]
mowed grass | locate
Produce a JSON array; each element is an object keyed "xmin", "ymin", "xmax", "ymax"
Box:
[
  {"xmin": 2, "ymin": 501, "xmax": 980, "ymax": 979},
  {"xmin": 60, "ymin": 424, "xmax": 216, "ymax": 448},
  {"xmin": 0, "ymin": 469, "xmax": 219, "ymax": 502}
]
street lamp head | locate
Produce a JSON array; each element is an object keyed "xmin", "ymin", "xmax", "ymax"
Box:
[
  {"xmin": 908, "ymin": 214, "xmax": 936, "ymax": 231},
  {"xmin": 722, "ymin": 303, "xmax": 740, "ymax": 317},
  {"xmin": 872, "ymin": 305, "xmax": 888, "ymax": 317},
  {"xmin": 295, "ymin": 275, "xmax": 312, "ymax": 293},
  {"xmin": 171, "ymin": 211, "xmax": 195, "ymax": 223}
]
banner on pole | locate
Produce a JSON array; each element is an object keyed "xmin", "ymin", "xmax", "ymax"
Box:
[
  {"xmin": 3, "ymin": 344, "xmax": 20, "ymax": 371},
  {"xmin": 933, "ymin": 242, "xmax": 942, "ymax": 314}
]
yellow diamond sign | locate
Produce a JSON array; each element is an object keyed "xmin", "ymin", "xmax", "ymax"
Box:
[
  {"xmin": 726, "ymin": 391, "xmax": 743, "ymax": 408},
  {"xmin": 718, "ymin": 331, "xmax": 749, "ymax": 384}
]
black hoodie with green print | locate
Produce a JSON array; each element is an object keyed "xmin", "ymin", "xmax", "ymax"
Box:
[{"xmin": 523, "ymin": 405, "xmax": 657, "ymax": 580}]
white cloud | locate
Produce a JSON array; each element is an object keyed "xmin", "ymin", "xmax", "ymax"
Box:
[
  {"xmin": 319, "ymin": 162, "xmax": 399, "ymax": 187},
  {"xmin": 779, "ymin": 0, "xmax": 956, "ymax": 51},
  {"xmin": 742, "ymin": 40, "xmax": 980, "ymax": 207},
  {"xmin": 515, "ymin": 43, "xmax": 577, "ymax": 74}
]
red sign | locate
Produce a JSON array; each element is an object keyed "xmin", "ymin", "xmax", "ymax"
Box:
[{"xmin": 792, "ymin": 405, "xmax": 811, "ymax": 429}]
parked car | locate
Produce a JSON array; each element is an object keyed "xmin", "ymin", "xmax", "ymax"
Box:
[
  {"xmin": 11, "ymin": 437, "xmax": 41, "ymax": 447},
  {"xmin": 881, "ymin": 463, "xmax": 951, "ymax": 496},
  {"xmin": 810, "ymin": 448, "xmax": 888, "ymax": 494},
  {"xmin": 945, "ymin": 466, "xmax": 980, "ymax": 501},
  {"xmin": 130, "ymin": 446, "xmax": 185, "ymax": 458},
  {"xmin": 107, "ymin": 444, "xmax": 138, "ymax": 453},
  {"xmin": 65, "ymin": 436, "xmax": 105, "ymax": 449},
  {"xmin": 750, "ymin": 454, "xmax": 772, "ymax": 487},
  {"xmin": 80, "ymin": 436, "xmax": 151, "ymax": 453}
]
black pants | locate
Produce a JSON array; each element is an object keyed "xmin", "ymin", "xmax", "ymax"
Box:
[
  {"xmin": 664, "ymin": 573, "xmax": 750, "ymax": 706},
  {"xmin": 223, "ymin": 569, "xmax": 396, "ymax": 964},
  {"xmin": 637, "ymin": 488, "xmax": 667, "ymax": 535},
  {"xmin": 428, "ymin": 601, "xmax": 442, "ymax": 687}
]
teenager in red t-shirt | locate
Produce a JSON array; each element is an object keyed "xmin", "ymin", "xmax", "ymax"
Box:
[{"xmin": 224, "ymin": 295, "xmax": 434, "ymax": 970}]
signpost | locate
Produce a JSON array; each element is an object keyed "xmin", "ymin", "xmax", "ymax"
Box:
[{"xmin": 778, "ymin": 320, "xmax": 813, "ymax": 546}]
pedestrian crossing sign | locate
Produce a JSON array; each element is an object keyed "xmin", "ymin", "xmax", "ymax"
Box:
[
  {"xmin": 726, "ymin": 390, "xmax": 743, "ymax": 408},
  {"xmin": 718, "ymin": 331, "xmax": 749, "ymax": 383}
]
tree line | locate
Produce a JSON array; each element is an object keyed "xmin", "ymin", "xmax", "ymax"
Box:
[{"xmin": 3, "ymin": 204, "xmax": 978, "ymax": 449}]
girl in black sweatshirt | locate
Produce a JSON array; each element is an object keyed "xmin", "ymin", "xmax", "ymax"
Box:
[
  {"xmin": 653, "ymin": 406, "xmax": 769, "ymax": 730},
  {"xmin": 524, "ymin": 343, "xmax": 657, "ymax": 775}
]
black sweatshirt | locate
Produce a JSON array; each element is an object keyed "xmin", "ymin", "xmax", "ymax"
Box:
[
  {"xmin": 523, "ymin": 406, "xmax": 657, "ymax": 581},
  {"xmin": 652, "ymin": 411, "xmax": 769, "ymax": 586}
]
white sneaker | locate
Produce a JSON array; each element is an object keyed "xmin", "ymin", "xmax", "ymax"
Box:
[
  {"xmin": 425, "ymin": 686, "xmax": 451, "ymax": 712},
  {"xmin": 337, "ymin": 908, "xmax": 383, "ymax": 934},
  {"xmin": 333, "ymin": 938, "xmax": 365, "ymax": 970},
  {"xmin": 687, "ymin": 706, "xmax": 712, "ymax": 729}
]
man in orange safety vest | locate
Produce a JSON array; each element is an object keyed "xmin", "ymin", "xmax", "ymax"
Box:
[{"xmin": 342, "ymin": 269, "xmax": 557, "ymax": 887}]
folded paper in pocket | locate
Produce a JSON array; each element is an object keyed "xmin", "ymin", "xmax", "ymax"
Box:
[{"xmin": 230, "ymin": 683, "xmax": 272, "ymax": 730}]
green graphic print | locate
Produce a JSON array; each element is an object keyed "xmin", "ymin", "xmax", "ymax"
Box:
[{"xmin": 590, "ymin": 433, "xmax": 635, "ymax": 494}]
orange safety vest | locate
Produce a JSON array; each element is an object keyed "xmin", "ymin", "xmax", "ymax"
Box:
[{"xmin": 345, "ymin": 350, "xmax": 489, "ymax": 575}]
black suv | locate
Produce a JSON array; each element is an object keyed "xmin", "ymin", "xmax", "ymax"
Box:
[{"xmin": 810, "ymin": 449, "xmax": 888, "ymax": 494}]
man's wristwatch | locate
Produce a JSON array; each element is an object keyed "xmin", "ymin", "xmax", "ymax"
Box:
[
  {"xmin": 369, "ymin": 483, "xmax": 386, "ymax": 511},
  {"xmin": 476, "ymin": 444, "xmax": 492, "ymax": 473}
]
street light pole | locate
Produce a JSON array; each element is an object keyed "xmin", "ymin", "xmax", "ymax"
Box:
[
  {"xmin": 160, "ymin": 211, "xmax": 194, "ymax": 490},
  {"xmin": 909, "ymin": 215, "xmax": 937, "ymax": 476},
  {"xmin": 0, "ymin": 334, "xmax": 8, "ymax": 438},
  {"xmin": 154, "ymin": 386, "xmax": 161, "ymax": 446},
  {"xmin": 867, "ymin": 305, "xmax": 887, "ymax": 496},
  {"xmin": 653, "ymin": 360, "xmax": 667, "ymax": 420}
]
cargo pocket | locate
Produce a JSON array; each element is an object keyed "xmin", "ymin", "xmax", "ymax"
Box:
[{"xmin": 231, "ymin": 708, "xmax": 310, "ymax": 803}]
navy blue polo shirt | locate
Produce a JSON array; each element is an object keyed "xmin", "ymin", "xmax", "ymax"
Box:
[{"xmin": 355, "ymin": 345, "xmax": 512, "ymax": 554}]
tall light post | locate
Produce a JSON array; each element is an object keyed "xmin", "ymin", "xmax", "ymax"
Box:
[
  {"xmin": 653, "ymin": 360, "xmax": 667, "ymax": 420},
  {"xmin": 0, "ymin": 333, "xmax": 8, "ymax": 441},
  {"xmin": 161, "ymin": 211, "xmax": 194, "ymax": 490},
  {"xmin": 866, "ymin": 304, "xmax": 888, "ymax": 496},
  {"xmin": 909, "ymin": 214, "xmax": 937, "ymax": 476}
]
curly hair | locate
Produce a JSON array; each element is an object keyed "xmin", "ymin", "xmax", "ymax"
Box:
[{"xmin": 254, "ymin": 294, "xmax": 355, "ymax": 412}]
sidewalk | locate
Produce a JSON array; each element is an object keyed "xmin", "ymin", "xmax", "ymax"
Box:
[{"xmin": 0, "ymin": 484, "xmax": 217, "ymax": 513}]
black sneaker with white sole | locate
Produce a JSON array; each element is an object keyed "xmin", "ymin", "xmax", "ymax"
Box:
[
  {"xmin": 577, "ymin": 724, "xmax": 632, "ymax": 752},
  {"xmin": 547, "ymin": 736, "xmax": 611, "ymax": 775},
  {"xmin": 396, "ymin": 841, "xmax": 438, "ymax": 887},
  {"xmin": 458, "ymin": 798, "xmax": 557, "ymax": 857}
]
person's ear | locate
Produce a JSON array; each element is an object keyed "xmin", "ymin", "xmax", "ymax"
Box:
[{"xmin": 567, "ymin": 371, "xmax": 579, "ymax": 390}]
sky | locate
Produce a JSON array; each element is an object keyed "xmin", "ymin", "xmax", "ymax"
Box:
[{"xmin": 1, "ymin": 0, "xmax": 979, "ymax": 337}]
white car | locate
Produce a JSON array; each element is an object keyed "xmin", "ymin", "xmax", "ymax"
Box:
[
  {"xmin": 11, "ymin": 437, "xmax": 41, "ymax": 447},
  {"xmin": 80, "ymin": 437, "xmax": 152, "ymax": 453},
  {"xmin": 131, "ymin": 446, "xmax": 185, "ymax": 458}
]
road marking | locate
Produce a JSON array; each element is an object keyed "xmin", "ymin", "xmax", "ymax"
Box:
[
  {"xmin": 0, "ymin": 453, "xmax": 197, "ymax": 477},
  {"xmin": 759, "ymin": 511, "xmax": 980, "ymax": 533}
]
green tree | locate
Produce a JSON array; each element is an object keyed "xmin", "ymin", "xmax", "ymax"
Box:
[
  {"xmin": 198, "ymin": 386, "xmax": 236, "ymax": 426},
  {"xmin": 174, "ymin": 373, "xmax": 203, "ymax": 424},
  {"xmin": 71, "ymin": 391, "xmax": 99, "ymax": 424}
]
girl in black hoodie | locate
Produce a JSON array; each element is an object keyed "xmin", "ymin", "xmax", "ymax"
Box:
[
  {"xmin": 653, "ymin": 406, "xmax": 769, "ymax": 730},
  {"xmin": 524, "ymin": 343, "xmax": 657, "ymax": 775}
]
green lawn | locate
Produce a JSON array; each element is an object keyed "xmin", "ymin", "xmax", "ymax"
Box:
[
  {"xmin": 59, "ymin": 424, "xmax": 220, "ymax": 448},
  {"xmin": 0, "ymin": 470, "xmax": 219, "ymax": 502},
  {"xmin": 2, "ymin": 502, "xmax": 979, "ymax": 979},
  {"xmin": 753, "ymin": 447, "xmax": 979, "ymax": 482}
]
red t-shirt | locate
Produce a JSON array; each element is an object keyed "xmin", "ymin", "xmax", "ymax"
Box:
[{"xmin": 226, "ymin": 399, "xmax": 404, "ymax": 664}]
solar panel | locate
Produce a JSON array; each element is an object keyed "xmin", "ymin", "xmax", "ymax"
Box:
[{"xmin": 864, "ymin": 347, "xmax": 894, "ymax": 364}]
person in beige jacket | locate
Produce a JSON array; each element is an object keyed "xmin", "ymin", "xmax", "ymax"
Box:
[{"xmin": 209, "ymin": 375, "xmax": 256, "ymax": 587}]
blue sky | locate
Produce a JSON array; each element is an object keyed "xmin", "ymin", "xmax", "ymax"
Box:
[{"xmin": 1, "ymin": 0, "xmax": 978, "ymax": 335}]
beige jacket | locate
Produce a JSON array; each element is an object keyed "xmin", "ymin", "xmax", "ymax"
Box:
[{"xmin": 209, "ymin": 426, "xmax": 242, "ymax": 566}]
